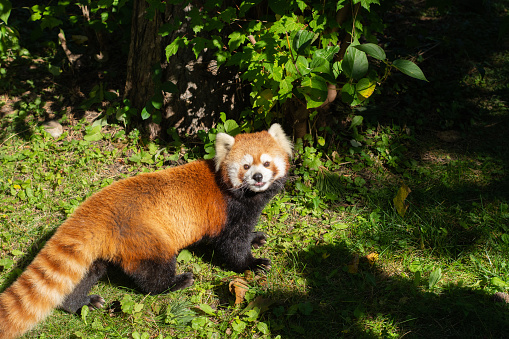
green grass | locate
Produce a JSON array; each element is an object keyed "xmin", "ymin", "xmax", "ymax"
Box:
[
  {"xmin": 1, "ymin": 0, "xmax": 509, "ymax": 338},
  {"xmin": 0, "ymin": 112, "xmax": 508, "ymax": 338}
]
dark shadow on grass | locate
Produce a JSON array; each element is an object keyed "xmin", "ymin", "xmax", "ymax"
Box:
[
  {"xmin": 264, "ymin": 243, "xmax": 508, "ymax": 338},
  {"xmin": 346, "ymin": 0, "xmax": 509, "ymax": 259}
]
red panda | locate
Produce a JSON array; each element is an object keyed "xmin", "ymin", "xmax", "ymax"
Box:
[{"xmin": 0, "ymin": 124, "xmax": 293, "ymax": 339}]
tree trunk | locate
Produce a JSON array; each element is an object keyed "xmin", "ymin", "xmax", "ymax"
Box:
[
  {"xmin": 124, "ymin": 0, "xmax": 248, "ymax": 140},
  {"xmin": 160, "ymin": 3, "xmax": 248, "ymax": 137},
  {"xmin": 124, "ymin": 0, "xmax": 164, "ymax": 138}
]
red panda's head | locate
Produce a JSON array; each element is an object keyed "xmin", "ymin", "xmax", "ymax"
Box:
[{"xmin": 214, "ymin": 124, "xmax": 293, "ymax": 192}]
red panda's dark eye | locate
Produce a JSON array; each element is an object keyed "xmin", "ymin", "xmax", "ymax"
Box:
[
  {"xmin": 244, "ymin": 164, "xmax": 250, "ymax": 170},
  {"xmin": 263, "ymin": 162, "xmax": 270, "ymax": 167}
]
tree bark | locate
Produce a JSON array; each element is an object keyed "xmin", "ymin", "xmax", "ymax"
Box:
[
  {"xmin": 124, "ymin": 0, "xmax": 248, "ymax": 140},
  {"xmin": 124, "ymin": 0, "xmax": 164, "ymax": 138},
  {"xmin": 160, "ymin": 2, "xmax": 248, "ymax": 137}
]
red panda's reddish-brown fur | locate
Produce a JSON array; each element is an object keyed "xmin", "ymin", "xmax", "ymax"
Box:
[{"xmin": 0, "ymin": 124, "xmax": 292, "ymax": 339}]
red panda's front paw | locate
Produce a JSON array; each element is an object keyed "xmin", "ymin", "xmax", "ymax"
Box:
[
  {"xmin": 252, "ymin": 258, "xmax": 271, "ymax": 272},
  {"xmin": 250, "ymin": 232, "xmax": 267, "ymax": 249},
  {"xmin": 170, "ymin": 272, "xmax": 195, "ymax": 291},
  {"xmin": 87, "ymin": 295, "xmax": 105, "ymax": 310}
]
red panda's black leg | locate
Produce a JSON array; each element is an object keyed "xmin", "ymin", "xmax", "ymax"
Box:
[
  {"xmin": 215, "ymin": 236, "xmax": 271, "ymax": 273},
  {"xmin": 60, "ymin": 260, "xmax": 108, "ymax": 313},
  {"xmin": 127, "ymin": 257, "xmax": 194, "ymax": 294}
]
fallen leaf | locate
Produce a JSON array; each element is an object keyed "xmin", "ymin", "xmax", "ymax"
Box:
[
  {"xmin": 393, "ymin": 183, "xmax": 411, "ymax": 217},
  {"xmin": 347, "ymin": 254, "xmax": 360, "ymax": 274},
  {"xmin": 244, "ymin": 296, "xmax": 274, "ymax": 314},
  {"xmin": 364, "ymin": 252, "xmax": 379, "ymax": 265},
  {"xmin": 229, "ymin": 278, "xmax": 249, "ymax": 305},
  {"xmin": 243, "ymin": 270, "xmax": 254, "ymax": 281}
]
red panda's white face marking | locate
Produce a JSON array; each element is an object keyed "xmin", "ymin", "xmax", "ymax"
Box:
[
  {"xmin": 227, "ymin": 153, "xmax": 278, "ymax": 192},
  {"xmin": 215, "ymin": 124, "xmax": 293, "ymax": 192},
  {"xmin": 242, "ymin": 153, "xmax": 275, "ymax": 192}
]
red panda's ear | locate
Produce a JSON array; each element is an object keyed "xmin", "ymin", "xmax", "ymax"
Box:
[
  {"xmin": 215, "ymin": 133, "xmax": 235, "ymax": 171},
  {"xmin": 268, "ymin": 124, "xmax": 293, "ymax": 158}
]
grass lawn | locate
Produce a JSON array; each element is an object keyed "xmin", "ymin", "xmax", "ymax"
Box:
[{"xmin": 1, "ymin": 0, "xmax": 509, "ymax": 338}]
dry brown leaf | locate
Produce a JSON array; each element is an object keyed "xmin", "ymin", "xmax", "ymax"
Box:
[
  {"xmin": 364, "ymin": 252, "xmax": 379, "ymax": 266},
  {"xmin": 229, "ymin": 278, "xmax": 249, "ymax": 305},
  {"xmin": 243, "ymin": 270, "xmax": 254, "ymax": 281}
]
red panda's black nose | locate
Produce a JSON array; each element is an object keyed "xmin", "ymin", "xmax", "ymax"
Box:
[{"xmin": 253, "ymin": 173, "xmax": 263, "ymax": 182}]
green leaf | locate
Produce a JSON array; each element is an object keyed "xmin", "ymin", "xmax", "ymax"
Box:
[
  {"xmin": 350, "ymin": 115, "xmax": 363, "ymax": 129},
  {"xmin": 257, "ymin": 321, "xmax": 270, "ymax": 334},
  {"xmin": 151, "ymin": 92, "xmax": 164, "ymax": 110},
  {"xmin": 141, "ymin": 107, "xmax": 151, "ymax": 120},
  {"xmin": 340, "ymin": 83, "xmax": 355, "ymax": 105},
  {"xmin": 228, "ymin": 31, "xmax": 246, "ymax": 51},
  {"xmin": 278, "ymin": 78, "xmax": 294, "ymax": 99},
  {"xmin": 332, "ymin": 61, "xmax": 342, "ymax": 78},
  {"xmin": 254, "ymin": 89, "xmax": 274, "ymax": 109},
  {"xmin": 299, "ymin": 75, "xmax": 328, "ymax": 108},
  {"xmin": 84, "ymin": 125, "xmax": 103, "ymax": 142},
  {"xmin": 11, "ymin": 249, "xmax": 23, "ymax": 256},
  {"xmin": 314, "ymin": 46, "xmax": 340, "ymax": 62},
  {"xmin": 165, "ymin": 36, "xmax": 188, "ymax": 60},
  {"xmin": 0, "ymin": 258, "xmax": 14, "ymax": 269},
  {"xmin": 310, "ymin": 56, "xmax": 330, "ymax": 74},
  {"xmin": 408, "ymin": 260, "xmax": 422, "ymax": 273},
  {"xmin": 231, "ymin": 318, "xmax": 247, "ymax": 332},
  {"xmin": 295, "ymin": 56, "xmax": 310, "ymax": 75},
  {"xmin": 354, "ymin": 0, "xmax": 380, "ymax": 11},
  {"xmin": 244, "ymin": 308, "xmax": 260, "ymax": 321},
  {"xmin": 353, "ymin": 43, "xmax": 386, "ymax": 60},
  {"xmin": 303, "ymin": 155, "xmax": 322, "ymax": 170},
  {"xmin": 285, "ymin": 59, "xmax": 298, "ymax": 77},
  {"xmin": 40, "ymin": 16, "xmax": 63, "ymax": 30},
  {"xmin": 48, "ymin": 64, "xmax": 61, "ymax": 77},
  {"xmin": 151, "ymin": 111, "xmax": 162, "ymax": 125},
  {"xmin": 491, "ymin": 277, "xmax": 509, "ymax": 290},
  {"xmin": 128, "ymin": 152, "xmax": 142, "ymax": 164},
  {"xmin": 292, "ymin": 30, "xmax": 315, "ymax": 55},
  {"xmin": 343, "ymin": 45, "xmax": 368, "ymax": 80},
  {"xmin": 191, "ymin": 316, "xmax": 207, "ymax": 330},
  {"xmin": 428, "ymin": 267, "xmax": 442, "ymax": 289},
  {"xmin": 199, "ymin": 304, "xmax": 216, "ymax": 316},
  {"xmin": 134, "ymin": 303, "xmax": 144, "ymax": 313},
  {"xmin": 177, "ymin": 249, "xmax": 193, "ymax": 263},
  {"xmin": 393, "ymin": 59, "xmax": 428, "ymax": 81},
  {"xmin": 393, "ymin": 183, "xmax": 411, "ymax": 217},
  {"xmin": 80, "ymin": 305, "xmax": 89, "ymax": 324},
  {"xmin": 0, "ymin": 0, "xmax": 12, "ymax": 24},
  {"xmin": 191, "ymin": 37, "xmax": 207, "ymax": 59},
  {"xmin": 224, "ymin": 119, "xmax": 240, "ymax": 135},
  {"xmin": 356, "ymin": 77, "xmax": 377, "ymax": 101}
]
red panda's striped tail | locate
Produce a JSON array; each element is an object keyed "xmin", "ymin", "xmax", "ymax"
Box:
[{"xmin": 0, "ymin": 225, "xmax": 98, "ymax": 339}]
